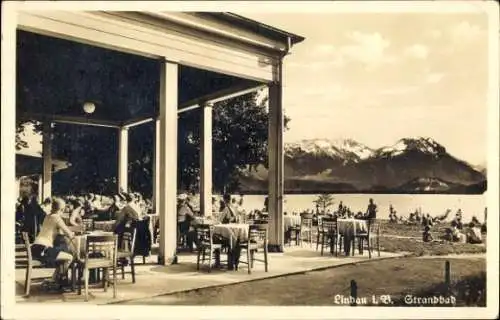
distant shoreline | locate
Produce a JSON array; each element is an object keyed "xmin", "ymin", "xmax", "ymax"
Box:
[{"xmin": 236, "ymin": 190, "xmax": 487, "ymax": 195}]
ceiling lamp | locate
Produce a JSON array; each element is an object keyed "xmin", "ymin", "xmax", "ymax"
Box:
[{"xmin": 83, "ymin": 101, "xmax": 96, "ymax": 114}]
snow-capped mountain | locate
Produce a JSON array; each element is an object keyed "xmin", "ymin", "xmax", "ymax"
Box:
[
  {"xmin": 375, "ymin": 137, "xmax": 446, "ymax": 159},
  {"xmin": 285, "ymin": 138, "xmax": 373, "ymax": 163},
  {"xmin": 239, "ymin": 137, "xmax": 486, "ymax": 194}
]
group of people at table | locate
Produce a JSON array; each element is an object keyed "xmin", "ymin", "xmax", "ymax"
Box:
[
  {"xmin": 17, "ymin": 191, "xmax": 380, "ymax": 292},
  {"xmin": 16, "ymin": 191, "xmax": 154, "ymax": 291}
]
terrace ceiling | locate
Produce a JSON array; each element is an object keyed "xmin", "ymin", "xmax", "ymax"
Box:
[{"xmin": 17, "ymin": 30, "xmax": 260, "ymax": 126}]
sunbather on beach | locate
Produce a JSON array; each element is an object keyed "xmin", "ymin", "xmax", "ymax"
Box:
[{"xmin": 464, "ymin": 222, "xmax": 482, "ymax": 244}]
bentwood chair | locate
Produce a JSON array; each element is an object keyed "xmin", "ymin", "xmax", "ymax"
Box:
[
  {"xmin": 77, "ymin": 234, "xmax": 118, "ymax": 301},
  {"xmin": 239, "ymin": 223, "xmax": 269, "ymax": 274},
  {"xmin": 116, "ymin": 223, "xmax": 137, "ymax": 283},
  {"xmin": 318, "ymin": 218, "xmax": 339, "ymax": 256},
  {"xmin": 196, "ymin": 224, "xmax": 224, "ymax": 273},
  {"xmin": 355, "ymin": 220, "xmax": 380, "ymax": 258}
]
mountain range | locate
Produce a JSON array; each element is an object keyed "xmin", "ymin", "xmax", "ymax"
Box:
[{"xmin": 238, "ymin": 137, "xmax": 487, "ymax": 194}]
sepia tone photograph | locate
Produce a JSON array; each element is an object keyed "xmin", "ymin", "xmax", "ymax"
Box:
[{"xmin": 1, "ymin": 1, "xmax": 498, "ymax": 319}]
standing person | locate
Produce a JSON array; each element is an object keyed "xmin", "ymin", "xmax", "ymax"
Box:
[
  {"xmin": 338, "ymin": 201, "xmax": 344, "ymax": 214},
  {"xmin": 365, "ymin": 198, "xmax": 378, "ymax": 220},
  {"xmin": 31, "ymin": 197, "xmax": 75, "ymax": 288},
  {"xmin": 177, "ymin": 194, "xmax": 195, "ymax": 250},
  {"xmin": 23, "ymin": 195, "xmax": 47, "ymax": 242}
]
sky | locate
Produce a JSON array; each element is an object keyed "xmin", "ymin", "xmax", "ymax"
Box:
[{"xmin": 242, "ymin": 12, "xmax": 490, "ymax": 166}]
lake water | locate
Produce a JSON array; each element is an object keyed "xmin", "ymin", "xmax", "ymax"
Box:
[{"xmin": 236, "ymin": 193, "xmax": 487, "ymax": 223}]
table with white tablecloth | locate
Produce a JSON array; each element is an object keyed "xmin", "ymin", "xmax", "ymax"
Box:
[
  {"xmin": 284, "ymin": 215, "xmax": 302, "ymax": 231},
  {"xmin": 213, "ymin": 223, "xmax": 249, "ymax": 248},
  {"xmin": 337, "ymin": 219, "xmax": 368, "ymax": 255},
  {"xmin": 212, "ymin": 223, "xmax": 250, "ymax": 270},
  {"xmin": 67, "ymin": 231, "xmax": 115, "ymax": 260}
]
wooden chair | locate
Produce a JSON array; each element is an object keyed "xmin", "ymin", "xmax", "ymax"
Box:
[
  {"xmin": 17, "ymin": 232, "xmax": 50, "ymax": 296},
  {"xmin": 318, "ymin": 218, "xmax": 339, "ymax": 256},
  {"xmin": 196, "ymin": 224, "xmax": 223, "ymax": 273},
  {"xmin": 116, "ymin": 224, "xmax": 137, "ymax": 283},
  {"xmin": 355, "ymin": 220, "xmax": 380, "ymax": 258},
  {"xmin": 315, "ymin": 216, "xmax": 325, "ymax": 251},
  {"xmin": 239, "ymin": 223, "xmax": 269, "ymax": 274},
  {"xmin": 77, "ymin": 234, "xmax": 118, "ymax": 301},
  {"xmin": 298, "ymin": 215, "xmax": 314, "ymax": 247}
]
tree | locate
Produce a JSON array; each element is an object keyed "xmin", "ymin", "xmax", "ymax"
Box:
[
  {"xmin": 178, "ymin": 91, "xmax": 290, "ymax": 193},
  {"xmin": 313, "ymin": 194, "xmax": 335, "ymax": 213}
]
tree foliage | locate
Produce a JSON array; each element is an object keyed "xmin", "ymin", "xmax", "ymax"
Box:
[
  {"xmin": 178, "ymin": 92, "xmax": 285, "ymax": 193},
  {"xmin": 313, "ymin": 194, "xmax": 335, "ymax": 213}
]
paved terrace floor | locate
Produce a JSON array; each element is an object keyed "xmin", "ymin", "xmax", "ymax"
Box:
[{"xmin": 15, "ymin": 245, "xmax": 405, "ymax": 305}]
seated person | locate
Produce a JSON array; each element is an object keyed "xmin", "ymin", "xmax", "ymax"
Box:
[
  {"xmin": 219, "ymin": 194, "xmax": 239, "ymax": 224},
  {"xmin": 448, "ymin": 220, "xmax": 466, "ymax": 243},
  {"xmin": 68, "ymin": 199, "xmax": 85, "ymax": 227},
  {"xmin": 31, "ymin": 197, "xmax": 75, "ymax": 286},
  {"xmin": 422, "ymin": 224, "xmax": 433, "ymax": 242},
  {"xmin": 105, "ymin": 194, "xmax": 124, "ymax": 221},
  {"xmin": 114, "ymin": 193, "xmax": 140, "ymax": 234},
  {"xmin": 465, "ymin": 222, "xmax": 482, "ymax": 244}
]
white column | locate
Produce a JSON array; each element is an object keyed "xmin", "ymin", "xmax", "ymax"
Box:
[
  {"xmin": 42, "ymin": 121, "xmax": 52, "ymax": 200},
  {"xmin": 200, "ymin": 103, "xmax": 213, "ymax": 217},
  {"xmin": 1, "ymin": 4, "xmax": 17, "ymax": 306},
  {"xmin": 117, "ymin": 127, "xmax": 129, "ymax": 193},
  {"xmin": 37, "ymin": 175, "xmax": 43, "ymax": 203},
  {"xmin": 267, "ymin": 76, "xmax": 284, "ymax": 252},
  {"xmin": 158, "ymin": 59, "xmax": 179, "ymax": 265},
  {"xmin": 152, "ymin": 119, "xmax": 161, "ymax": 213}
]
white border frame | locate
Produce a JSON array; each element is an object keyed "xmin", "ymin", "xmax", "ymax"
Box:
[{"xmin": 2, "ymin": 1, "xmax": 499, "ymax": 319}]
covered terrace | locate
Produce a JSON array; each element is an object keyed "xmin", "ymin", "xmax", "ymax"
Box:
[{"xmin": 7, "ymin": 10, "xmax": 305, "ymax": 265}]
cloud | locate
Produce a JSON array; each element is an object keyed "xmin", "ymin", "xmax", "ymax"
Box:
[
  {"xmin": 425, "ymin": 73, "xmax": 445, "ymax": 84},
  {"xmin": 339, "ymin": 31, "xmax": 393, "ymax": 67},
  {"xmin": 404, "ymin": 44, "xmax": 429, "ymax": 59},
  {"xmin": 450, "ymin": 21, "xmax": 483, "ymax": 43}
]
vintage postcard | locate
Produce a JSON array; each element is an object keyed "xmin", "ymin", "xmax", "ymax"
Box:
[{"xmin": 1, "ymin": 1, "xmax": 498, "ymax": 319}]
